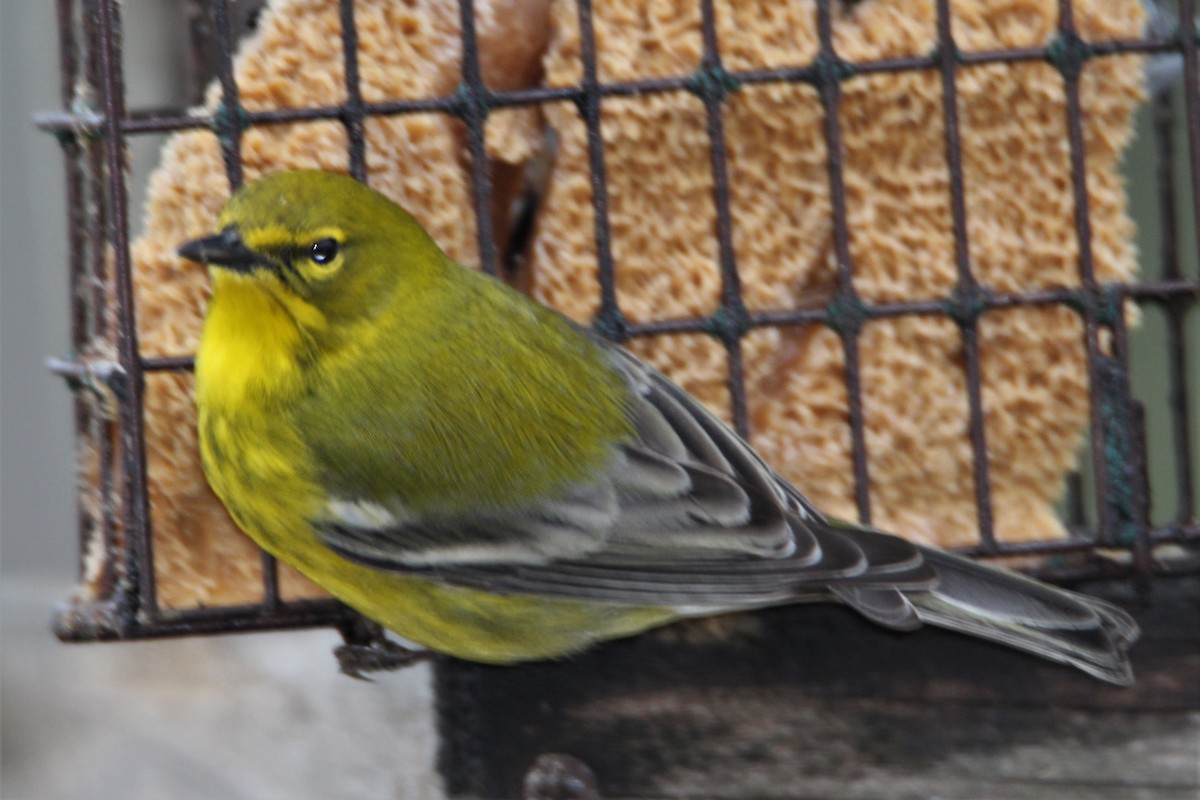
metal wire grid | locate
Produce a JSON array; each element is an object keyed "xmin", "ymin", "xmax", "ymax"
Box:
[{"xmin": 41, "ymin": 0, "xmax": 1200, "ymax": 642}]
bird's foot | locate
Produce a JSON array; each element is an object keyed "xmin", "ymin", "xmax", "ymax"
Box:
[{"xmin": 334, "ymin": 615, "xmax": 432, "ymax": 679}]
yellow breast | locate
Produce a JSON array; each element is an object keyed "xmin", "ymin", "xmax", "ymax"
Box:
[{"xmin": 195, "ymin": 272, "xmax": 675, "ymax": 662}]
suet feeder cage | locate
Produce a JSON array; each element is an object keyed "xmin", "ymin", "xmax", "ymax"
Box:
[{"xmin": 39, "ymin": 0, "xmax": 1200, "ymax": 797}]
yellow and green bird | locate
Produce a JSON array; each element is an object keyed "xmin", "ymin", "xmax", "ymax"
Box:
[{"xmin": 180, "ymin": 170, "xmax": 1138, "ymax": 683}]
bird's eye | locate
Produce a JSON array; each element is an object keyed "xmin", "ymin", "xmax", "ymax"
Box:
[{"xmin": 308, "ymin": 238, "xmax": 340, "ymax": 265}]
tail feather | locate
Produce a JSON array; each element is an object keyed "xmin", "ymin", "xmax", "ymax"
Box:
[
  {"xmin": 830, "ymin": 585, "xmax": 922, "ymax": 631},
  {"xmin": 905, "ymin": 548, "xmax": 1139, "ymax": 685}
]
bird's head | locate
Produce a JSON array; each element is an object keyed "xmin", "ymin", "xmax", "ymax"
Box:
[{"xmin": 179, "ymin": 170, "xmax": 444, "ymax": 331}]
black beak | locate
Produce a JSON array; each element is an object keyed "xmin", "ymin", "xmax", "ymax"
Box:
[{"xmin": 177, "ymin": 228, "xmax": 266, "ymax": 273}]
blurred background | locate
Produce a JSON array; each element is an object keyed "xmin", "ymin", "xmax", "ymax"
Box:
[{"xmin": 1, "ymin": 1, "xmax": 1195, "ymax": 798}]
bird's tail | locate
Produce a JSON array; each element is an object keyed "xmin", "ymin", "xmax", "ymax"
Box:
[{"xmin": 905, "ymin": 547, "xmax": 1139, "ymax": 685}]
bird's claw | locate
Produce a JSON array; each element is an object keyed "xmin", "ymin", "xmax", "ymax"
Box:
[
  {"xmin": 335, "ymin": 614, "xmax": 432, "ymax": 679},
  {"xmin": 335, "ymin": 640, "xmax": 432, "ymax": 679}
]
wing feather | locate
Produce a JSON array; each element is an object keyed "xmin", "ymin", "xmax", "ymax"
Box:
[{"xmin": 312, "ymin": 344, "xmax": 929, "ymax": 601}]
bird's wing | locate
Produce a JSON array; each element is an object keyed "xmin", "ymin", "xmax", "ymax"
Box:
[
  {"xmin": 313, "ymin": 344, "xmax": 935, "ymax": 613},
  {"xmin": 314, "ymin": 343, "xmax": 1140, "ymax": 683}
]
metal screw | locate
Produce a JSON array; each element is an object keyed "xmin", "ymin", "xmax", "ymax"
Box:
[{"xmin": 521, "ymin": 753, "xmax": 600, "ymax": 800}]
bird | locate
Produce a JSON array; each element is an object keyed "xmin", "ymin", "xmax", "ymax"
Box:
[{"xmin": 179, "ymin": 169, "xmax": 1138, "ymax": 684}]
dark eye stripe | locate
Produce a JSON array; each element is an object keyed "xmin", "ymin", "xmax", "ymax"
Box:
[{"xmin": 277, "ymin": 256, "xmax": 308, "ymax": 289}]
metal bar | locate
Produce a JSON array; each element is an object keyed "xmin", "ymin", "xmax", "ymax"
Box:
[
  {"xmin": 30, "ymin": 32, "xmax": 1187, "ymax": 139},
  {"xmin": 1147, "ymin": 520, "xmax": 1200, "ymax": 544},
  {"xmin": 935, "ymin": 0, "xmax": 996, "ymax": 550},
  {"xmin": 575, "ymin": 0, "xmax": 623, "ymax": 337},
  {"xmin": 1176, "ymin": 0, "xmax": 1200, "ymax": 525},
  {"xmin": 1124, "ymin": 279, "xmax": 1200, "ymax": 301},
  {"xmin": 81, "ymin": 4, "xmax": 109, "ymax": 344},
  {"xmin": 1065, "ymin": 471, "xmax": 1087, "ymax": 528},
  {"xmin": 1055, "ymin": 0, "xmax": 1114, "ymax": 544},
  {"xmin": 618, "ymin": 278, "xmax": 1200, "ymax": 336},
  {"xmin": 815, "ymin": 0, "xmax": 872, "ymax": 524},
  {"xmin": 85, "ymin": 0, "xmax": 122, "ymax": 607},
  {"xmin": 1152, "ymin": 89, "xmax": 1197, "ymax": 525},
  {"xmin": 338, "ymin": 0, "xmax": 367, "ymax": 182},
  {"xmin": 210, "ymin": 0, "xmax": 245, "ymax": 189},
  {"xmin": 697, "ymin": 0, "xmax": 750, "ymax": 437},
  {"xmin": 1130, "ymin": 400, "xmax": 1156, "ymax": 581},
  {"xmin": 94, "ymin": 0, "xmax": 157, "ymax": 623},
  {"xmin": 1109, "ymin": 291, "xmax": 1154, "ymax": 580},
  {"xmin": 55, "ymin": 598, "xmax": 350, "ymax": 642},
  {"xmin": 81, "ymin": 0, "xmax": 115, "ymax": 605},
  {"xmin": 131, "ymin": 281, "xmax": 1200, "ymax": 364},
  {"xmin": 298, "ymin": 279, "xmax": 1200, "ymax": 345},
  {"xmin": 1083, "ymin": 35, "xmax": 1189, "ymax": 57},
  {"xmin": 142, "ymin": 355, "xmax": 196, "ymax": 372},
  {"xmin": 456, "ymin": 0, "xmax": 499, "ymax": 276},
  {"xmin": 261, "ymin": 551, "xmax": 281, "ymax": 612},
  {"xmin": 57, "ymin": 0, "xmax": 84, "ymax": 350},
  {"xmin": 1180, "ymin": 0, "xmax": 1200, "ymax": 263},
  {"xmin": 55, "ymin": 0, "xmax": 95, "ymax": 590}
]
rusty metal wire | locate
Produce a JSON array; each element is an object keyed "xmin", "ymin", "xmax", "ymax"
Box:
[{"xmin": 40, "ymin": 0, "xmax": 1200, "ymax": 642}]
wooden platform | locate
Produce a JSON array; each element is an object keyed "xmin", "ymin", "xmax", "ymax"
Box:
[{"xmin": 434, "ymin": 577, "xmax": 1200, "ymax": 799}]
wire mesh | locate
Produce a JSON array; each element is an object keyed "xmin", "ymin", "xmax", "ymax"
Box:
[{"xmin": 40, "ymin": 0, "xmax": 1200, "ymax": 643}]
